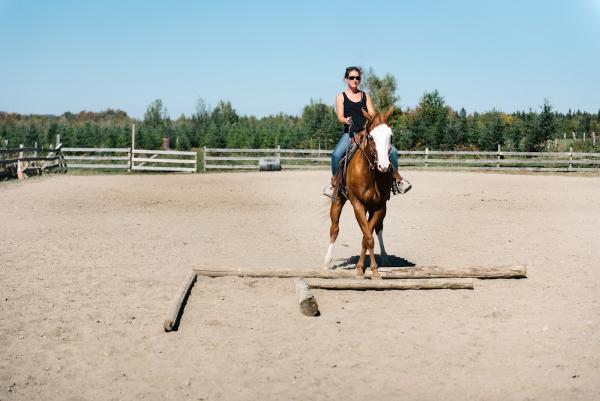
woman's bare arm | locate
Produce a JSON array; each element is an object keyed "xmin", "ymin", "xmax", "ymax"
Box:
[
  {"xmin": 336, "ymin": 94, "xmax": 350, "ymax": 125},
  {"xmin": 365, "ymin": 94, "xmax": 376, "ymax": 117}
]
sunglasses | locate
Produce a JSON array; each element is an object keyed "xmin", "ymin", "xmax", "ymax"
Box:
[{"xmin": 347, "ymin": 76, "xmax": 361, "ymax": 81}]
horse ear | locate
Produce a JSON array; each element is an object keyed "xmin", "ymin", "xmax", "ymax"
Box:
[
  {"xmin": 361, "ymin": 108, "xmax": 371, "ymax": 121},
  {"xmin": 383, "ymin": 106, "xmax": 394, "ymax": 123}
]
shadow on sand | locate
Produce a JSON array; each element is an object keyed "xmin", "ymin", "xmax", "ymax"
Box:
[{"xmin": 332, "ymin": 254, "xmax": 416, "ymax": 269}]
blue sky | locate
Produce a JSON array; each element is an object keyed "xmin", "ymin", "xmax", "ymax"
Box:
[{"xmin": 1, "ymin": 0, "xmax": 599, "ymax": 118}]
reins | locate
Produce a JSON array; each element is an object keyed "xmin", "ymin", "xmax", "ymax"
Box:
[{"xmin": 355, "ymin": 129, "xmax": 376, "ymax": 171}]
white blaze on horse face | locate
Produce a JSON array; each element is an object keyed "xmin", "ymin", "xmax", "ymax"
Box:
[{"xmin": 370, "ymin": 124, "xmax": 393, "ymax": 172}]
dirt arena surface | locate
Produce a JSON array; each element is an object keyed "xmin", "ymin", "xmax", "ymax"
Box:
[{"xmin": 1, "ymin": 170, "xmax": 599, "ymax": 400}]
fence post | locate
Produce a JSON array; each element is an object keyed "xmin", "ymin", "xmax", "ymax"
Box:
[
  {"xmin": 583, "ymin": 132, "xmax": 586, "ymax": 142},
  {"xmin": 34, "ymin": 142, "xmax": 38, "ymax": 159},
  {"xmin": 17, "ymin": 144, "xmax": 24, "ymax": 179},
  {"xmin": 425, "ymin": 147, "xmax": 429, "ymax": 168},
  {"xmin": 55, "ymin": 134, "xmax": 60, "ymax": 149},
  {"xmin": 127, "ymin": 148, "xmax": 132, "ymax": 173},
  {"xmin": 129, "ymin": 123, "xmax": 136, "ymax": 173},
  {"xmin": 593, "ymin": 132, "xmax": 596, "ymax": 146},
  {"xmin": 569, "ymin": 146, "xmax": 573, "ymax": 171},
  {"xmin": 572, "ymin": 132, "xmax": 576, "ymax": 141},
  {"xmin": 203, "ymin": 146, "xmax": 207, "ymax": 172},
  {"xmin": 497, "ymin": 144, "xmax": 501, "ymax": 168},
  {"xmin": 276, "ymin": 144, "xmax": 281, "ymax": 162}
]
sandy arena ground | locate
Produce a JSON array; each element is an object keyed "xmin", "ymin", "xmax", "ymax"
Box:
[{"xmin": 1, "ymin": 170, "xmax": 599, "ymax": 400}]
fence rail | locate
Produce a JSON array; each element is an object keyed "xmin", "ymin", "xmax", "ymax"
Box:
[
  {"xmin": 5, "ymin": 144, "xmax": 600, "ymax": 177},
  {"xmin": 62, "ymin": 147, "xmax": 197, "ymax": 173},
  {"xmin": 204, "ymin": 146, "xmax": 600, "ymax": 172}
]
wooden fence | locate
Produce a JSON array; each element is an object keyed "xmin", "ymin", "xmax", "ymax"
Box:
[
  {"xmin": 203, "ymin": 145, "xmax": 329, "ymax": 171},
  {"xmin": 59, "ymin": 125, "xmax": 197, "ymax": 172},
  {"xmin": 0, "ymin": 143, "xmax": 66, "ymax": 179},
  {"xmin": 204, "ymin": 146, "xmax": 600, "ymax": 172},
  {"xmin": 63, "ymin": 147, "xmax": 197, "ymax": 173}
]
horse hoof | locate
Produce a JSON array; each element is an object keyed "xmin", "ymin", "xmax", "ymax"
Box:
[{"xmin": 371, "ymin": 271, "xmax": 381, "ymax": 279}]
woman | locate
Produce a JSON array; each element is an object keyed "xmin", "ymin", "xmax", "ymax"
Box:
[{"xmin": 323, "ymin": 66, "xmax": 411, "ymax": 198}]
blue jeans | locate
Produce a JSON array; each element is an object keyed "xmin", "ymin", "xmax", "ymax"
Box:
[{"xmin": 331, "ymin": 132, "xmax": 398, "ymax": 175}]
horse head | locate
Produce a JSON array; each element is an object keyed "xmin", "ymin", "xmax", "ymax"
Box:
[{"xmin": 361, "ymin": 107, "xmax": 394, "ymax": 173}]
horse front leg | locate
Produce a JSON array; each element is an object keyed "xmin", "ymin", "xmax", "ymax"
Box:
[
  {"xmin": 367, "ymin": 208, "xmax": 387, "ymax": 279},
  {"xmin": 323, "ymin": 196, "xmax": 346, "ymax": 269},
  {"xmin": 350, "ymin": 201, "xmax": 372, "ymax": 278}
]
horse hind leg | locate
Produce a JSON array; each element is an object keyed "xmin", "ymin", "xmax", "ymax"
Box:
[
  {"xmin": 374, "ymin": 209, "xmax": 390, "ymax": 266},
  {"xmin": 376, "ymin": 229, "xmax": 391, "ymax": 267},
  {"xmin": 323, "ymin": 196, "xmax": 346, "ymax": 269},
  {"xmin": 367, "ymin": 209, "xmax": 387, "ymax": 279}
]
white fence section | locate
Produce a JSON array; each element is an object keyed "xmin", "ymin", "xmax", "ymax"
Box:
[
  {"xmin": 63, "ymin": 147, "xmax": 197, "ymax": 173},
  {"xmin": 203, "ymin": 146, "xmax": 330, "ymax": 171},
  {"xmin": 132, "ymin": 149, "xmax": 197, "ymax": 172},
  {"xmin": 204, "ymin": 146, "xmax": 600, "ymax": 172},
  {"xmin": 63, "ymin": 147, "xmax": 130, "ymax": 169}
]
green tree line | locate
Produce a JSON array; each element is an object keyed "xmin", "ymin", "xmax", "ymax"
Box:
[{"xmin": 2, "ymin": 72, "xmax": 599, "ymax": 152}]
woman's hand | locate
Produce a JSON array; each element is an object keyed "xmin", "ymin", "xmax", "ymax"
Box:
[{"xmin": 345, "ymin": 116, "xmax": 352, "ymax": 125}]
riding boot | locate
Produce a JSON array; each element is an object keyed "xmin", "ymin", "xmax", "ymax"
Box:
[
  {"xmin": 331, "ymin": 171, "xmax": 343, "ymax": 200},
  {"xmin": 323, "ymin": 171, "xmax": 342, "ymax": 199},
  {"xmin": 391, "ymin": 168, "xmax": 412, "ymax": 195}
]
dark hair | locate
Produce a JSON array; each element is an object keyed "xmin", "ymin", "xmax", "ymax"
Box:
[{"xmin": 344, "ymin": 66, "xmax": 362, "ymax": 79}]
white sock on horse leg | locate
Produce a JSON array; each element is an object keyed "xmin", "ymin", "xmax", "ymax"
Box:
[
  {"xmin": 324, "ymin": 242, "xmax": 335, "ymax": 268},
  {"xmin": 376, "ymin": 230, "xmax": 390, "ymax": 265}
]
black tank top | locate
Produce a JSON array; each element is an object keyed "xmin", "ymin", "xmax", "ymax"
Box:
[{"xmin": 343, "ymin": 91, "xmax": 367, "ymax": 133}]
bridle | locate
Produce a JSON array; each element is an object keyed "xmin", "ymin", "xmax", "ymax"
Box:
[{"xmin": 355, "ymin": 124, "xmax": 382, "ymax": 172}]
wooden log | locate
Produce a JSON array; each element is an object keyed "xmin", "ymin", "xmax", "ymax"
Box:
[
  {"xmin": 295, "ymin": 278, "xmax": 319, "ymax": 316},
  {"xmin": 164, "ymin": 271, "xmax": 197, "ymax": 332},
  {"xmin": 305, "ymin": 278, "xmax": 473, "ymax": 290},
  {"xmin": 381, "ymin": 264, "xmax": 527, "ymax": 279},
  {"xmin": 193, "ymin": 265, "xmax": 526, "ymax": 280}
]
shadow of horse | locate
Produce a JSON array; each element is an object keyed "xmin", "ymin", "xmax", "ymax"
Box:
[{"xmin": 331, "ymin": 255, "xmax": 416, "ymax": 269}]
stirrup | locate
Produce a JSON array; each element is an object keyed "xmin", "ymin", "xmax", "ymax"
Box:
[
  {"xmin": 322, "ymin": 183, "xmax": 334, "ymax": 198},
  {"xmin": 392, "ymin": 178, "xmax": 412, "ymax": 195}
]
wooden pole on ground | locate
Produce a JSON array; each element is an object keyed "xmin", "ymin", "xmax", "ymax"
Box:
[
  {"xmin": 193, "ymin": 265, "xmax": 526, "ymax": 279},
  {"xmin": 295, "ymin": 278, "xmax": 319, "ymax": 316},
  {"xmin": 305, "ymin": 278, "xmax": 473, "ymax": 290},
  {"xmin": 164, "ymin": 271, "xmax": 197, "ymax": 332}
]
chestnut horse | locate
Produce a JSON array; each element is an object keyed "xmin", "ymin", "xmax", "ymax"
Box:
[{"xmin": 324, "ymin": 107, "xmax": 395, "ymax": 278}]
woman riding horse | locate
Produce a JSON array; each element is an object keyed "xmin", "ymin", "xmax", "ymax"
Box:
[
  {"xmin": 324, "ymin": 106, "xmax": 398, "ymax": 277},
  {"xmin": 323, "ymin": 66, "xmax": 411, "ymax": 198}
]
